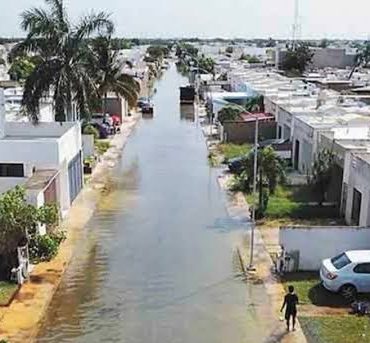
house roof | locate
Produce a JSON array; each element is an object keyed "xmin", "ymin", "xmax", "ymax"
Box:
[{"xmin": 240, "ymin": 112, "xmax": 275, "ymax": 122}]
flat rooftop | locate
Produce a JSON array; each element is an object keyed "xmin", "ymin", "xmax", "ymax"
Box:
[
  {"xmin": 297, "ymin": 113, "xmax": 370, "ymax": 128},
  {"xmin": 24, "ymin": 169, "xmax": 59, "ymax": 190}
]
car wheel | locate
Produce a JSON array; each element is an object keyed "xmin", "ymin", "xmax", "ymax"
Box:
[{"xmin": 340, "ymin": 284, "xmax": 357, "ymax": 300}]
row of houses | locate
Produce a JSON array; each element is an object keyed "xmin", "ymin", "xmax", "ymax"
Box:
[
  {"xmin": 208, "ymin": 65, "xmax": 370, "ymax": 227},
  {"xmin": 0, "ymin": 45, "xmax": 152, "ymax": 226}
]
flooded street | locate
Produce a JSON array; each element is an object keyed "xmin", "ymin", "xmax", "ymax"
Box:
[{"xmin": 36, "ymin": 66, "xmax": 276, "ymax": 343}]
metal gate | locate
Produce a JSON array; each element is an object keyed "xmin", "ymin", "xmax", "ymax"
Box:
[{"xmin": 68, "ymin": 151, "xmax": 83, "ymax": 204}]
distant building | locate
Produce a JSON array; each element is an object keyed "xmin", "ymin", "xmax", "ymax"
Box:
[{"xmin": 275, "ymin": 47, "xmax": 356, "ymax": 70}]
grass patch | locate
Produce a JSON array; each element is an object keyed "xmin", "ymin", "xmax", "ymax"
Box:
[
  {"xmin": 95, "ymin": 139, "xmax": 111, "ymax": 155},
  {"xmin": 300, "ymin": 316, "xmax": 370, "ymax": 343},
  {"xmin": 0, "ymin": 282, "xmax": 18, "ymax": 306},
  {"xmin": 262, "ymin": 185, "xmax": 340, "ymax": 221},
  {"xmin": 281, "ymin": 272, "xmax": 347, "ymax": 307},
  {"xmin": 218, "ymin": 143, "xmax": 251, "ymax": 162}
]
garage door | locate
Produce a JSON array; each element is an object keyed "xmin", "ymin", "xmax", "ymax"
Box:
[{"xmin": 68, "ymin": 151, "xmax": 83, "ymax": 204}]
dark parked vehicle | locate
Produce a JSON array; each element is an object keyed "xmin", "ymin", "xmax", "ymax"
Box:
[
  {"xmin": 180, "ymin": 85, "xmax": 195, "ymax": 104},
  {"xmin": 142, "ymin": 103, "xmax": 154, "ymax": 114},
  {"xmin": 228, "ymin": 156, "xmax": 247, "ymax": 174},
  {"xmin": 137, "ymin": 97, "xmax": 149, "ymax": 109},
  {"xmin": 92, "ymin": 122, "xmax": 109, "ymax": 139}
]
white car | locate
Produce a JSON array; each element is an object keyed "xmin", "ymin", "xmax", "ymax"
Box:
[{"xmin": 320, "ymin": 250, "xmax": 370, "ymax": 299}]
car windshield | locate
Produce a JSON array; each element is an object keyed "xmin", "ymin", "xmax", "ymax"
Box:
[{"xmin": 331, "ymin": 253, "xmax": 352, "ymax": 270}]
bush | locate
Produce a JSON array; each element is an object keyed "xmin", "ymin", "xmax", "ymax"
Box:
[
  {"xmin": 29, "ymin": 231, "xmax": 66, "ymax": 263},
  {"xmin": 95, "ymin": 140, "xmax": 111, "ymax": 155},
  {"xmin": 83, "ymin": 124, "xmax": 99, "ymax": 141}
]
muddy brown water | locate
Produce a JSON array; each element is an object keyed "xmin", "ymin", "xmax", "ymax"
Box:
[{"xmin": 36, "ymin": 66, "xmax": 278, "ymax": 343}]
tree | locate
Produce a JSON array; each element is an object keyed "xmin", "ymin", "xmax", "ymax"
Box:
[
  {"xmin": 281, "ymin": 42, "xmax": 314, "ymax": 75},
  {"xmin": 309, "ymin": 149, "xmax": 334, "ymax": 206},
  {"xmin": 146, "ymin": 45, "xmax": 169, "ymax": 61},
  {"xmin": 225, "ymin": 46, "xmax": 234, "ymax": 54},
  {"xmin": 8, "ymin": 56, "xmax": 40, "ymax": 81},
  {"xmin": 175, "ymin": 43, "xmax": 198, "ymax": 59},
  {"xmin": 14, "ymin": 0, "xmax": 113, "ymax": 122},
  {"xmin": 239, "ymin": 54, "xmax": 261, "ymax": 64},
  {"xmin": 235, "ymin": 147, "xmax": 286, "ymax": 217},
  {"xmin": 247, "ymin": 56, "xmax": 261, "ymax": 64},
  {"xmin": 319, "ymin": 38, "xmax": 329, "ymax": 48},
  {"xmin": 245, "ymin": 96, "xmax": 264, "ymax": 112},
  {"xmin": 88, "ymin": 36, "xmax": 140, "ymax": 112},
  {"xmin": 197, "ymin": 56, "xmax": 215, "ymax": 74},
  {"xmin": 0, "ymin": 187, "xmax": 58, "ymax": 279},
  {"xmin": 348, "ymin": 42, "xmax": 370, "ymax": 79},
  {"xmin": 218, "ymin": 105, "xmax": 242, "ymax": 124},
  {"xmin": 266, "ymin": 38, "xmax": 276, "ymax": 48}
]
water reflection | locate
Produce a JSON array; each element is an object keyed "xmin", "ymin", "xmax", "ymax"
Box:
[{"xmin": 179, "ymin": 104, "xmax": 195, "ymax": 122}]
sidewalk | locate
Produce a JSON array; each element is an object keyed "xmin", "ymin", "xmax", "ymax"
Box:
[
  {"xmin": 0, "ymin": 115, "xmax": 140, "ymax": 342},
  {"xmin": 218, "ymin": 173, "xmax": 307, "ymax": 343}
]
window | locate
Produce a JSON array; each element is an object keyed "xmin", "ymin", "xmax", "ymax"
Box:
[
  {"xmin": 331, "ymin": 252, "xmax": 351, "ymax": 270},
  {"xmin": 0, "ymin": 164, "xmax": 24, "ymax": 177},
  {"xmin": 354, "ymin": 263, "xmax": 370, "ymax": 274}
]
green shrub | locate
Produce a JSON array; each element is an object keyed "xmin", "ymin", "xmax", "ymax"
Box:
[
  {"xmin": 83, "ymin": 124, "xmax": 99, "ymax": 141},
  {"xmin": 29, "ymin": 231, "xmax": 66, "ymax": 263},
  {"xmin": 95, "ymin": 140, "xmax": 111, "ymax": 155}
]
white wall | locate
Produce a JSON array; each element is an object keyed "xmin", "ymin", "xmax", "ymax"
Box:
[
  {"xmin": 0, "ymin": 88, "xmax": 4, "ymax": 139},
  {"xmin": 345, "ymin": 154, "xmax": 370, "ymax": 226},
  {"xmin": 57, "ymin": 122, "xmax": 82, "ymax": 165},
  {"xmin": 0, "ymin": 177, "xmax": 27, "ymax": 194},
  {"xmin": 82, "ymin": 134, "xmax": 95, "ymax": 157},
  {"xmin": 280, "ymin": 226, "xmax": 370, "ymax": 270}
]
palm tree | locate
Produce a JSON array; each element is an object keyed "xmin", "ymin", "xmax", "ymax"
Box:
[
  {"xmin": 88, "ymin": 36, "xmax": 140, "ymax": 114},
  {"xmin": 13, "ymin": 0, "xmax": 113, "ymax": 122}
]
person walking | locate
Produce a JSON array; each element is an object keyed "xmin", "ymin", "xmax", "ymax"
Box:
[{"xmin": 280, "ymin": 285, "xmax": 299, "ymax": 331}]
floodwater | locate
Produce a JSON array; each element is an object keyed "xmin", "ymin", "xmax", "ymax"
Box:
[{"xmin": 36, "ymin": 66, "xmax": 277, "ymax": 343}]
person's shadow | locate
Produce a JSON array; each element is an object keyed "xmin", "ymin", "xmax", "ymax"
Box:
[{"xmin": 263, "ymin": 325, "xmax": 290, "ymax": 343}]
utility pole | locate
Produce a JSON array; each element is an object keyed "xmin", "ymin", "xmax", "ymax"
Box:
[
  {"xmin": 248, "ymin": 116, "xmax": 258, "ymax": 271},
  {"xmin": 292, "ymin": 0, "xmax": 301, "ymax": 49}
]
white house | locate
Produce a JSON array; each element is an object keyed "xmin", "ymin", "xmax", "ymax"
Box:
[
  {"xmin": 0, "ymin": 88, "xmax": 83, "ymax": 219},
  {"xmin": 292, "ymin": 112, "xmax": 370, "ymax": 173}
]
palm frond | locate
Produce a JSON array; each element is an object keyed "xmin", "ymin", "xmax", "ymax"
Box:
[
  {"xmin": 22, "ymin": 58, "xmax": 62, "ymax": 122},
  {"xmin": 73, "ymin": 12, "xmax": 114, "ymax": 40},
  {"xmin": 114, "ymin": 81, "xmax": 139, "ymax": 107},
  {"xmin": 21, "ymin": 8, "xmax": 56, "ymax": 36}
]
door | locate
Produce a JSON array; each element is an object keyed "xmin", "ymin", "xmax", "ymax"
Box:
[
  {"xmin": 351, "ymin": 188, "xmax": 362, "ymax": 226},
  {"xmin": 44, "ymin": 178, "xmax": 57, "ymax": 205},
  {"xmin": 294, "ymin": 140, "xmax": 300, "ymax": 170},
  {"xmin": 278, "ymin": 126, "xmax": 282, "ymax": 139},
  {"xmin": 353, "ymin": 263, "xmax": 370, "ymax": 292},
  {"xmin": 68, "ymin": 151, "xmax": 83, "ymax": 204}
]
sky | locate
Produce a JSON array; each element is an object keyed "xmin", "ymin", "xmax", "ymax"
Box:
[{"xmin": 1, "ymin": 0, "xmax": 370, "ymax": 39}]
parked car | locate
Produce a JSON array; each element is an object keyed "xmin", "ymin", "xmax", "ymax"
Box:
[
  {"xmin": 228, "ymin": 156, "xmax": 247, "ymax": 174},
  {"xmin": 91, "ymin": 122, "xmax": 109, "ymax": 139},
  {"xmin": 137, "ymin": 97, "xmax": 149, "ymax": 109},
  {"xmin": 320, "ymin": 250, "xmax": 370, "ymax": 299},
  {"xmin": 142, "ymin": 102, "xmax": 154, "ymax": 115}
]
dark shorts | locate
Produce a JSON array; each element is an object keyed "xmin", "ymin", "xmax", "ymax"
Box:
[{"xmin": 285, "ymin": 309, "xmax": 297, "ymax": 320}]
